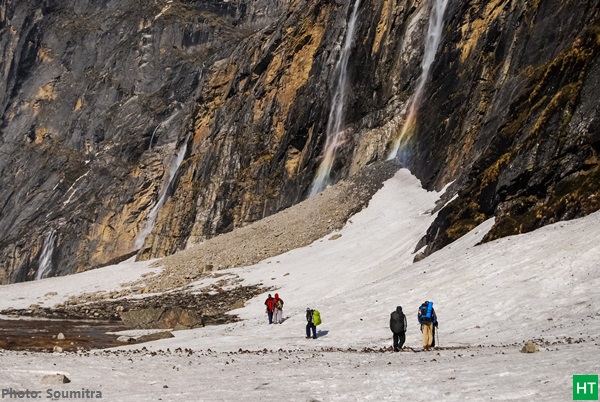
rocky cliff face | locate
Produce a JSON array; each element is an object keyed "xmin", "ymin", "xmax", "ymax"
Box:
[
  {"xmin": 0, "ymin": 0, "xmax": 290, "ymax": 282},
  {"xmin": 0, "ymin": 0, "xmax": 598, "ymax": 283},
  {"xmin": 413, "ymin": 0, "xmax": 600, "ymax": 256}
]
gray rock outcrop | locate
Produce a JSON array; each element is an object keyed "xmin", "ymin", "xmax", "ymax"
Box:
[{"xmin": 120, "ymin": 307, "xmax": 202, "ymax": 329}]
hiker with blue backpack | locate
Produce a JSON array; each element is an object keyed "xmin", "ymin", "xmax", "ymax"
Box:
[
  {"xmin": 389, "ymin": 306, "xmax": 407, "ymax": 351},
  {"xmin": 306, "ymin": 308, "xmax": 321, "ymax": 339},
  {"xmin": 417, "ymin": 301, "xmax": 438, "ymax": 350}
]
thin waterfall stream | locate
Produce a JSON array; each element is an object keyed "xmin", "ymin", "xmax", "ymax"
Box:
[
  {"xmin": 149, "ymin": 103, "xmax": 184, "ymax": 150},
  {"xmin": 387, "ymin": 0, "xmax": 449, "ymax": 160},
  {"xmin": 35, "ymin": 229, "xmax": 57, "ymax": 280},
  {"xmin": 135, "ymin": 139, "xmax": 189, "ymax": 250},
  {"xmin": 309, "ymin": 0, "xmax": 362, "ymax": 197}
]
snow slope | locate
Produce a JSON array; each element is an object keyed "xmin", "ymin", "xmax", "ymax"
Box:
[
  {"xmin": 0, "ymin": 259, "xmax": 160, "ymax": 312},
  {"xmin": 1, "ymin": 169, "xmax": 598, "ymax": 401}
]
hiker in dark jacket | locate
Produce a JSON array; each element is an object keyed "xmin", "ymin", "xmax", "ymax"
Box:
[
  {"xmin": 264, "ymin": 294, "xmax": 275, "ymax": 324},
  {"xmin": 306, "ymin": 308, "xmax": 317, "ymax": 339},
  {"xmin": 417, "ymin": 301, "xmax": 438, "ymax": 350},
  {"xmin": 389, "ymin": 306, "xmax": 407, "ymax": 351}
]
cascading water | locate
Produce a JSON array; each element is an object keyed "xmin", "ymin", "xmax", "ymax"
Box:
[
  {"xmin": 135, "ymin": 139, "xmax": 189, "ymax": 249},
  {"xmin": 387, "ymin": 0, "xmax": 449, "ymax": 160},
  {"xmin": 149, "ymin": 104, "xmax": 183, "ymax": 150},
  {"xmin": 309, "ymin": 0, "xmax": 362, "ymax": 197},
  {"xmin": 35, "ymin": 230, "xmax": 57, "ymax": 280}
]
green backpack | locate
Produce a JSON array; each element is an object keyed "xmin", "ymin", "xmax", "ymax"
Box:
[{"xmin": 312, "ymin": 310, "xmax": 322, "ymax": 326}]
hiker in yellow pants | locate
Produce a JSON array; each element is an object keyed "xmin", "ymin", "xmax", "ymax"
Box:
[{"xmin": 418, "ymin": 301, "xmax": 438, "ymax": 350}]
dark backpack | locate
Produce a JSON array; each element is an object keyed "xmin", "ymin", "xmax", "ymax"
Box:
[
  {"xmin": 390, "ymin": 311, "xmax": 405, "ymax": 333},
  {"xmin": 419, "ymin": 302, "xmax": 432, "ymax": 322},
  {"xmin": 306, "ymin": 309, "xmax": 314, "ymax": 323}
]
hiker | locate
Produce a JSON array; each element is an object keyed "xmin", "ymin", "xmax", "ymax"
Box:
[
  {"xmin": 273, "ymin": 293, "xmax": 284, "ymax": 324},
  {"xmin": 306, "ymin": 308, "xmax": 317, "ymax": 339},
  {"xmin": 417, "ymin": 300, "xmax": 438, "ymax": 350},
  {"xmin": 389, "ymin": 306, "xmax": 407, "ymax": 352},
  {"xmin": 264, "ymin": 294, "xmax": 275, "ymax": 324}
]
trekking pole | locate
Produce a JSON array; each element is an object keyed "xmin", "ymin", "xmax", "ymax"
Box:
[{"xmin": 436, "ymin": 328, "xmax": 440, "ymax": 348}]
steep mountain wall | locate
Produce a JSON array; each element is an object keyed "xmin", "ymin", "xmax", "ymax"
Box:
[
  {"xmin": 0, "ymin": 0, "xmax": 598, "ymax": 283},
  {"xmin": 0, "ymin": 0, "xmax": 291, "ymax": 282},
  {"xmin": 136, "ymin": 0, "xmax": 435, "ymax": 259},
  {"xmin": 413, "ymin": 0, "xmax": 600, "ymax": 256}
]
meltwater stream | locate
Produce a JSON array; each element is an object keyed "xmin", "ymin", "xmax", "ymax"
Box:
[
  {"xmin": 309, "ymin": 0, "xmax": 362, "ymax": 197},
  {"xmin": 388, "ymin": 0, "xmax": 449, "ymax": 160}
]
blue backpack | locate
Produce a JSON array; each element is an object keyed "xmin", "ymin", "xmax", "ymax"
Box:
[{"xmin": 419, "ymin": 302, "xmax": 433, "ymax": 322}]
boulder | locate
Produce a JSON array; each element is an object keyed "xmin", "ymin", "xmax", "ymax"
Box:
[
  {"xmin": 136, "ymin": 331, "xmax": 175, "ymax": 343},
  {"xmin": 160, "ymin": 308, "xmax": 201, "ymax": 328},
  {"xmin": 120, "ymin": 308, "xmax": 165, "ymax": 329},
  {"xmin": 520, "ymin": 340, "xmax": 539, "ymax": 353},
  {"xmin": 120, "ymin": 308, "xmax": 201, "ymax": 329},
  {"xmin": 42, "ymin": 374, "xmax": 71, "ymax": 384}
]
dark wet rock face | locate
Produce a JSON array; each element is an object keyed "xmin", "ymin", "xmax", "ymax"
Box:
[
  {"xmin": 412, "ymin": 0, "xmax": 600, "ymax": 256},
  {"xmin": 1, "ymin": 0, "xmax": 599, "ymax": 282}
]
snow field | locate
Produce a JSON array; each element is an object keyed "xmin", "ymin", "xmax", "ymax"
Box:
[{"xmin": 1, "ymin": 169, "xmax": 599, "ymax": 401}]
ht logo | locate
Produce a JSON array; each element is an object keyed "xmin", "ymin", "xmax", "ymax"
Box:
[{"xmin": 574, "ymin": 375, "xmax": 599, "ymax": 400}]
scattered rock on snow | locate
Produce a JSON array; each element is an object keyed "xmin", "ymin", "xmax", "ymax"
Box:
[
  {"xmin": 42, "ymin": 374, "xmax": 71, "ymax": 384},
  {"xmin": 521, "ymin": 340, "xmax": 539, "ymax": 353},
  {"xmin": 1, "ymin": 285, "xmax": 262, "ymax": 325}
]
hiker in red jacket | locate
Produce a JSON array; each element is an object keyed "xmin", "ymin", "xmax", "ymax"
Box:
[
  {"xmin": 273, "ymin": 293, "xmax": 284, "ymax": 324},
  {"xmin": 264, "ymin": 294, "xmax": 275, "ymax": 324}
]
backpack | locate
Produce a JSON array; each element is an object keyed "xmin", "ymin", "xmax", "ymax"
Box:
[
  {"xmin": 419, "ymin": 302, "xmax": 433, "ymax": 322},
  {"xmin": 312, "ymin": 310, "xmax": 322, "ymax": 326},
  {"xmin": 390, "ymin": 311, "xmax": 405, "ymax": 333},
  {"xmin": 276, "ymin": 299, "xmax": 283, "ymax": 309}
]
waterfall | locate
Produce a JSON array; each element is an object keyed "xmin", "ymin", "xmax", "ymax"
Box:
[
  {"xmin": 35, "ymin": 230, "xmax": 57, "ymax": 280},
  {"xmin": 135, "ymin": 139, "xmax": 188, "ymax": 249},
  {"xmin": 387, "ymin": 0, "xmax": 449, "ymax": 160},
  {"xmin": 309, "ymin": 0, "xmax": 362, "ymax": 197},
  {"xmin": 149, "ymin": 107, "xmax": 183, "ymax": 150}
]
